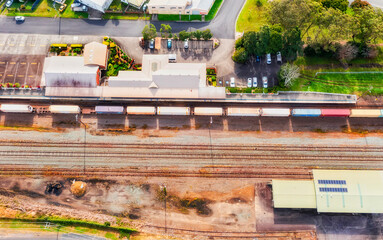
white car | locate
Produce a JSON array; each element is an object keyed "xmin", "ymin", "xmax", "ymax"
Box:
[
  {"xmin": 184, "ymin": 39, "xmax": 189, "ymax": 49},
  {"xmin": 230, "ymin": 77, "xmax": 235, "ymax": 87},
  {"xmin": 262, "ymin": 76, "xmax": 268, "ymax": 88},
  {"xmin": 247, "ymin": 78, "xmax": 252, "ymax": 88},
  {"xmin": 5, "ymin": 0, "xmax": 13, "ymax": 7},
  {"xmin": 266, "ymin": 53, "xmax": 271, "ymax": 65},
  {"xmin": 253, "ymin": 77, "xmax": 257, "ymax": 87},
  {"xmin": 15, "ymin": 16, "xmax": 25, "ymax": 23},
  {"xmin": 277, "ymin": 51, "xmax": 282, "ymax": 63}
]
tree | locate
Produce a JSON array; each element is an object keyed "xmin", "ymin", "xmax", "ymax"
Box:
[
  {"xmin": 351, "ymin": 0, "xmax": 371, "ymax": 9},
  {"xmin": 268, "ymin": 25, "xmax": 283, "ymax": 53},
  {"xmin": 173, "ymin": 33, "xmax": 178, "ymax": 40},
  {"xmin": 279, "ymin": 63, "xmax": 301, "ymax": 87},
  {"xmin": 160, "ymin": 24, "xmax": 172, "ymax": 38},
  {"xmin": 337, "ymin": 43, "xmax": 358, "ymax": 64},
  {"xmin": 142, "ymin": 24, "xmax": 157, "ymax": 41},
  {"xmin": 193, "ymin": 30, "xmax": 203, "ymax": 40},
  {"xmin": 282, "ymin": 27, "xmax": 303, "ymax": 60},
  {"xmin": 202, "ymin": 29, "xmax": 213, "ymax": 40},
  {"xmin": 268, "ymin": 0, "xmax": 322, "ymax": 35},
  {"xmin": 178, "ymin": 30, "xmax": 190, "ymax": 41},
  {"xmin": 351, "ymin": 7, "xmax": 383, "ymax": 44},
  {"xmin": 232, "ymin": 47, "xmax": 248, "ymax": 64},
  {"xmin": 320, "ymin": 0, "xmax": 349, "ymax": 12}
]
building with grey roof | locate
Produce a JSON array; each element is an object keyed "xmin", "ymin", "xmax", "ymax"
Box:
[{"xmin": 147, "ymin": 0, "xmax": 215, "ymax": 15}]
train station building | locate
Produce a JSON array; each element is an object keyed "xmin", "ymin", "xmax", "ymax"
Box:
[{"xmin": 272, "ymin": 170, "xmax": 383, "ymax": 213}]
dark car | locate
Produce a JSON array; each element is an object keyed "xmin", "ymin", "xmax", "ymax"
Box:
[
  {"xmin": 256, "ymin": 56, "xmax": 260, "ymax": 62},
  {"xmin": 149, "ymin": 39, "xmax": 154, "ymax": 49},
  {"xmin": 167, "ymin": 39, "xmax": 172, "ymax": 49}
]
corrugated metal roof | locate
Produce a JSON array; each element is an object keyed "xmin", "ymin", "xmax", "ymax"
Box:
[
  {"xmin": 83, "ymin": 42, "xmax": 108, "ymax": 68},
  {"xmin": 313, "ymin": 170, "xmax": 383, "ymax": 213},
  {"xmin": 272, "ymin": 180, "xmax": 317, "ymax": 209}
]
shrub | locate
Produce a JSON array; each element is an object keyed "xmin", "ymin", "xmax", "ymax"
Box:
[
  {"xmin": 235, "ymin": 38, "xmax": 244, "ymax": 49},
  {"xmin": 256, "ymin": 0, "xmax": 263, "ymax": 7},
  {"xmin": 104, "ymin": 222, "xmax": 111, "ymax": 227},
  {"xmin": 14, "ymin": 83, "xmax": 20, "ymax": 88},
  {"xmin": 232, "ymin": 47, "xmax": 248, "ymax": 63},
  {"xmin": 73, "ymin": 53, "xmax": 77, "ymax": 56},
  {"xmin": 202, "ymin": 29, "xmax": 213, "ymax": 40},
  {"xmin": 351, "ymin": 0, "xmax": 370, "ymax": 9}
]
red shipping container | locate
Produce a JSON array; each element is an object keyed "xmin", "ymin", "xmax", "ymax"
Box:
[{"xmin": 321, "ymin": 109, "xmax": 350, "ymax": 117}]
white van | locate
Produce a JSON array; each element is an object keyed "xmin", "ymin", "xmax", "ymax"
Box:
[
  {"xmin": 266, "ymin": 54, "xmax": 271, "ymax": 64},
  {"xmin": 168, "ymin": 54, "xmax": 176, "ymax": 62},
  {"xmin": 230, "ymin": 77, "xmax": 235, "ymax": 87}
]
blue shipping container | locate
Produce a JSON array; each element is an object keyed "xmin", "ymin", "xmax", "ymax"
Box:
[{"xmin": 292, "ymin": 109, "xmax": 321, "ymax": 117}]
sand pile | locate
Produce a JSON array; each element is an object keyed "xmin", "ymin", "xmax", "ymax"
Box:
[{"xmin": 70, "ymin": 180, "xmax": 87, "ymax": 197}]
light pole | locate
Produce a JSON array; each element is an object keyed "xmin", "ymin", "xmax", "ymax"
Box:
[
  {"xmin": 76, "ymin": 114, "xmax": 86, "ymax": 174},
  {"xmin": 161, "ymin": 184, "xmax": 167, "ymax": 233}
]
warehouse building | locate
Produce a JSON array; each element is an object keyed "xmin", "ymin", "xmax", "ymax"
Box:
[
  {"xmin": 106, "ymin": 54, "xmax": 225, "ymax": 99},
  {"xmin": 272, "ymin": 170, "xmax": 383, "ymax": 214},
  {"xmin": 147, "ymin": 0, "xmax": 215, "ymax": 15}
]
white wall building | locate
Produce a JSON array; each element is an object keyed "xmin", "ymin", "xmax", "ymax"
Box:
[
  {"xmin": 147, "ymin": 0, "xmax": 215, "ymax": 15},
  {"xmin": 78, "ymin": 0, "xmax": 113, "ymax": 12}
]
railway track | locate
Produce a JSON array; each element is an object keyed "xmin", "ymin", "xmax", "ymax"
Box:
[{"xmin": 1, "ymin": 141, "xmax": 383, "ymax": 170}]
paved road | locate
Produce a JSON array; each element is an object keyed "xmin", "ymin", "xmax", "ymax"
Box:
[{"xmin": 0, "ymin": 0, "xmax": 245, "ymax": 39}]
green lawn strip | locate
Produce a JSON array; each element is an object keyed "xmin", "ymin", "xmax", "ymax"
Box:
[
  {"xmin": 236, "ymin": 0, "xmax": 268, "ymax": 32},
  {"xmin": 5, "ymin": 0, "xmax": 88, "ymax": 18},
  {"xmin": 103, "ymin": 13, "xmax": 150, "ymax": 20},
  {"xmin": 204, "ymin": 0, "xmax": 223, "ymax": 21},
  {"xmin": 157, "ymin": 14, "xmax": 201, "ymax": 21},
  {"xmin": 0, "ymin": 217, "xmax": 136, "ymax": 235}
]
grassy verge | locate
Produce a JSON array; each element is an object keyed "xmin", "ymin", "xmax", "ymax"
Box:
[
  {"xmin": 157, "ymin": 14, "xmax": 202, "ymax": 21},
  {"xmin": 204, "ymin": 0, "xmax": 223, "ymax": 21},
  {"xmin": 103, "ymin": 13, "xmax": 150, "ymax": 20},
  {"xmin": 291, "ymin": 54, "xmax": 383, "ymax": 95},
  {"xmin": 236, "ymin": 0, "xmax": 268, "ymax": 32}
]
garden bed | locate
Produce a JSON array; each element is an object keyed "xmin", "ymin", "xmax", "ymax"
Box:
[
  {"xmin": 49, "ymin": 43, "xmax": 83, "ymax": 56},
  {"xmin": 206, "ymin": 68, "xmax": 217, "ymax": 86},
  {"xmin": 104, "ymin": 37, "xmax": 135, "ymax": 76}
]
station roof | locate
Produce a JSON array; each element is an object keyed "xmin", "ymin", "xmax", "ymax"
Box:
[
  {"xmin": 83, "ymin": 42, "xmax": 108, "ymax": 68},
  {"xmin": 272, "ymin": 180, "xmax": 316, "ymax": 209},
  {"xmin": 313, "ymin": 170, "xmax": 383, "ymax": 214}
]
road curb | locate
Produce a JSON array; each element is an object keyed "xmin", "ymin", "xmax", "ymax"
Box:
[{"xmin": 234, "ymin": 0, "xmax": 247, "ymax": 38}]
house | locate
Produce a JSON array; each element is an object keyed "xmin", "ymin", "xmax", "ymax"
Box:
[
  {"xmin": 147, "ymin": 0, "xmax": 215, "ymax": 15},
  {"xmin": 78, "ymin": 0, "xmax": 113, "ymax": 12},
  {"xmin": 121, "ymin": 0, "xmax": 146, "ymax": 9}
]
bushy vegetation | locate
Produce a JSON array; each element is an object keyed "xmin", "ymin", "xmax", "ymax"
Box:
[{"xmin": 105, "ymin": 37, "xmax": 134, "ymax": 76}]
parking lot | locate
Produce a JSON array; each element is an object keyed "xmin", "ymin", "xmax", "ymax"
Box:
[{"xmin": 0, "ymin": 55, "xmax": 44, "ymax": 87}]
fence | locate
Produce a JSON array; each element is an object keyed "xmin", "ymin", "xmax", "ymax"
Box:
[{"xmin": 31, "ymin": 0, "xmax": 42, "ymax": 11}]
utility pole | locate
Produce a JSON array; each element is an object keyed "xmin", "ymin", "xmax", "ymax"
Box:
[{"xmin": 161, "ymin": 184, "xmax": 167, "ymax": 233}]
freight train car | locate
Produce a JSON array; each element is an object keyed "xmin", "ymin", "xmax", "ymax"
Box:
[
  {"xmin": 350, "ymin": 109, "xmax": 382, "ymax": 118},
  {"xmin": 227, "ymin": 107, "xmax": 261, "ymax": 117},
  {"xmin": 321, "ymin": 109, "xmax": 350, "ymax": 117},
  {"xmin": 126, "ymin": 106, "xmax": 156, "ymax": 115},
  {"xmin": 292, "ymin": 109, "xmax": 321, "ymax": 117},
  {"xmin": 261, "ymin": 108, "xmax": 291, "ymax": 117},
  {"xmin": 95, "ymin": 106, "xmax": 124, "ymax": 114},
  {"xmin": 49, "ymin": 105, "xmax": 81, "ymax": 114},
  {"xmin": 0, "ymin": 104, "xmax": 33, "ymax": 113},
  {"xmin": 157, "ymin": 107, "xmax": 190, "ymax": 116},
  {"xmin": 194, "ymin": 107, "xmax": 223, "ymax": 116}
]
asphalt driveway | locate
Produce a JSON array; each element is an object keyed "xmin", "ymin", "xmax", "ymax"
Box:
[{"xmin": 0, "ymin": 0, "xmax": 246, "ymax": 39}]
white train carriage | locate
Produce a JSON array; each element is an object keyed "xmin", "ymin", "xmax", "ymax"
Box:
[
  {"xmin": 126, "ymin": 106, "xmax": 156, "ymax": 115},
  {"xmin": 49, "ymin": 105, "xmax": 81, "ymax": 114},
  {"xmin": 261, "ymin": 108, "xmax": 291, "ymax": 117},
  {"xmin": 157, "ymin": 107, "xmax": 190, "ymax": 116},
  {"xmin": 227, "ymin": 107, "xmax": 261, "ymax": 117},
  {"xmin": 193, "ymin": 107, "xmax": 223, "ymax": 116},
  {"xmin": 350, "ymin": 109, "xmax": 382, "ymax": 118},
  {"xmin": 0, "ymin": 104, "xmax": 33, "ymax": 113},
  {"xmin": 95, "ymin": 106, "xmax": 124, "ymax": 114}
]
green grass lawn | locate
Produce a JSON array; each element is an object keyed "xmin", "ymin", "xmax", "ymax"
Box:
[
  {"xmin": 4, "ymin": 0, "xmax": 88, "ymax": 18},
  {"xmin": 103, "ymin": 13, "xmax": 150, "ymax": 20},
  {"xmin": 236, "ymin": 0, "xmax": 268, "ymax": 32},
  {"xmin": 204, "ymin": 0, "xmax": 223, "ymax": 21}
]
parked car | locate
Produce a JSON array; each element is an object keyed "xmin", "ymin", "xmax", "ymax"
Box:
[
  {"xmin": 253, "ymin": 77, "xmax": 257, "ymax": 88},
  {"xmin": 256, "ymin": 56, "xmax": 260, "ymax": 63},
  {"xmin": 262, "ymin": 76, "xmax": 268, "ymax": 88},
  {"xmin": 71, "ymin": 2, "xmax": 81, "ymax": 7},
  {"xmin": 277, "ymin": 51, "xmax": 282, "ymax": 63},
  {"xmin": 230, "ymin": 77, "xmax": 235, "ymax": 87},
  {"xmin": 167, "ymin": 39, "xmax": 172, "ymax": 49},
  {"xmin": 266, "ymin": 54, "xmax": 271, "ymax": 64},
  {"xmin": 219, "ymin": 80, "xmax": 222, "ymax": 85},
  {"xmin": 14, "ymin": 16, "xmax": 25, "ymax": 23},
  {"xmin": 184, "ymin": 39, "xmax": 189, "ymax": 49},
  {"xmin": 247, "ymin": 78, "xmax": 252, "ymax": 88},
  {"xmin": 149, "ymin": 39, "xmax": 155, "ymax": 49},
  {"xmin": 5, "ymin": 0, "xmax": 13, "ymax": 7},
  {"xmin": 59, "ymin": 3, "xmax": 67, "ymax": 12},
  {"xmin": 225, "ymin": 80, "xmax": 229, "ymax": 86}
]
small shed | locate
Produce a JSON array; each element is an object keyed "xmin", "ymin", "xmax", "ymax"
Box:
[{"xmin": 83, "ymin": 42, "xmax": 108, "ymax": 69}]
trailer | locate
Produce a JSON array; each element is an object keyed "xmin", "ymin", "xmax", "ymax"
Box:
[
  {"xmin": 0, "ymin": 104, "xmax": 33, "ymax": 113},
  {"xmin": 321, "ymin": 109, "xmax": 350, "ymax": 117},
  {"xmin": 95, "ymin": 106, "xmax": 124, "ymax": 114},
  {"xmin": 194, "ymin": 107, "xmax": 223, "ymax": 116},
  {"xmin": 49, "ymin": 105, "xmax": 81, "ymax": 114},
  {"xmin": 157, "ymin": 107, "xmax": 190, "ymax": 116},
  {"xmin": 227, "ymin": 107, "xmax": 261, "ymax": 117},
  {"xmin": 261, "ymin": 108, "xmax": 291, "ymax": 117},
  {"xmin": 292, "ymin": 109, "xmax": 321, "ymax": 117},
  {"xmin": 350, "ymin": 109, "xmax": 382, "ymax": 118},
  {"xmin": 126, "ymin": 106, "xmax": 156, "ymax": 115}
]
